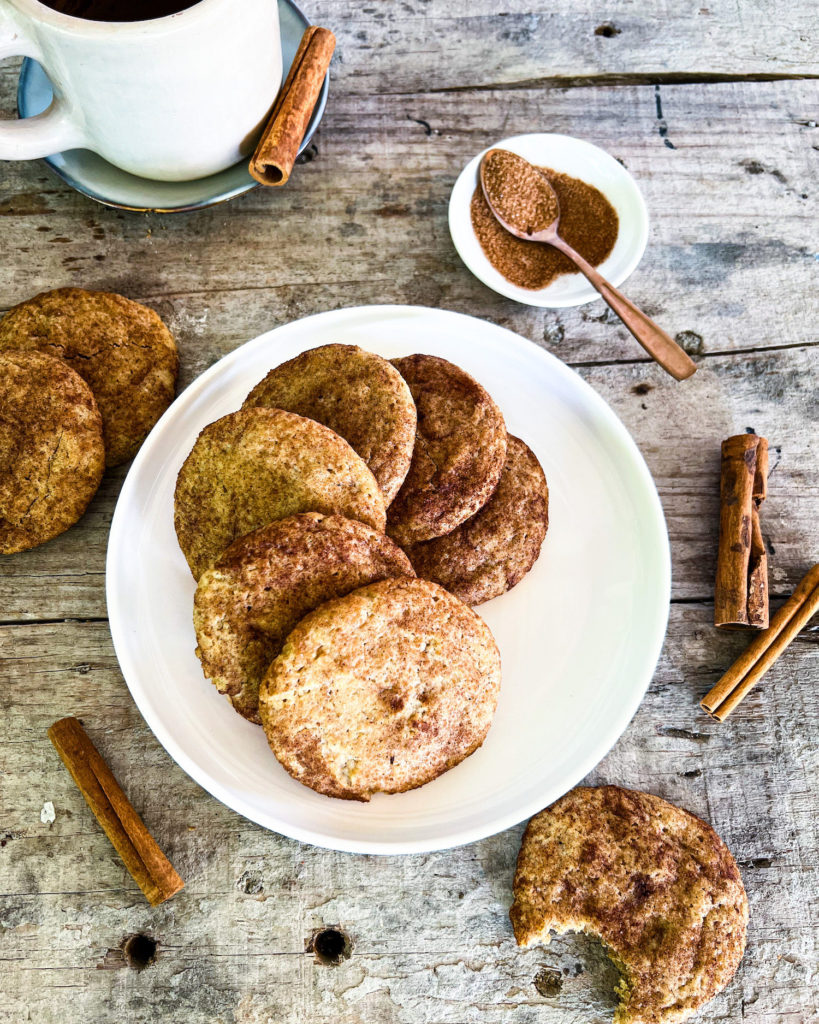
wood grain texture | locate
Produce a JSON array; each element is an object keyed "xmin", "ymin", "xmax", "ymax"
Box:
[
  {"xmin": 0, "ymin": 81, "xmax": 816, "ymax": 363},
  {"xmin": 1, "ymin": 609, "xmax": 817, "ymax": 1023},
  {"xmin": 1, "ymin": 3, "xmax": 818, "ymax": 1022},
  {"xmin": 2, "ymin": 0, "xmax": 817, "ymax": 102},
  {"xmin": 267, "ymin": 0, "xmax": 819, "ymax": 89}
]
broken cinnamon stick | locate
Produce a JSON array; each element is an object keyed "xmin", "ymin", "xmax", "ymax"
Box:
[
  {"xmin": 702, "ymin": 563, "xmax": 819, "ymax": 720},
  {"xmin": 714, "ymin": 434, "xmax": 769, "ymax": 629},
  {"xmin": 249, "ymin": 26, "xmax": 335, "ymax": 186},
  {"xmin": 48, "ymin": 717, "xmax": 184, "ymax": 906}
]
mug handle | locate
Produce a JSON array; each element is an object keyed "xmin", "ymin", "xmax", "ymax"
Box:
[{"xmin": 0, "ymin": 6, "xmax": 85, "ymax": 159}]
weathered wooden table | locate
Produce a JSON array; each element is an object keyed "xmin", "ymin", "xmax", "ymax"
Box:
[{"xmin": 2, "ymin": 3, "xmax": 818, "ymax": 1021}]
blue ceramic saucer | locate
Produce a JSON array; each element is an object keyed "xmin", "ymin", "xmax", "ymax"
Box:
[{"xmin": 16, "ymin": 0, "xmax": 328, "ymax": 213}]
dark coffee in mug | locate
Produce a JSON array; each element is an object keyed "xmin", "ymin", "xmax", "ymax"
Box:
[{"xmin": 39, "ymin": 0, "xmax": 199, "ymax": 20}]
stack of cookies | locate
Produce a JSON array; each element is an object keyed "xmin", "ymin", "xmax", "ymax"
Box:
[
  {"xmin": 176, "ymin": 343, "xmax": 549, "ymax": 801},
  {"xmin": 0, "ymin": 288, "xmax": 178, "ymax": 554}
]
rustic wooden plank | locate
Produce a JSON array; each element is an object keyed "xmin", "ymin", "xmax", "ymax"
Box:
[
  {"xmin": 0, "ymin": 344, "xmax": 815, "ymax": 619},
  {"xmin": 1, "ymin": 0, "xmax": 817, "ymax": 104},
  {"xmin": 308, "ymin": 0, "xmax": 819, "ymax": 89},
  {"xmin": 0, "ymin": 81, "xmax": 815, "ymax": 365},
  {"xmin": 583, "ymin": 347, "xmax": 819, "ymax": 604},
  {"xmin": 1, "ymin": 607, "xmax": 816, "ymax": 1022}
]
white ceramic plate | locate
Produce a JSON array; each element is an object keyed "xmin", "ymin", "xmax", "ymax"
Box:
[
  {"xmin": 107, "ymin": 306, "xmax": 670, "ymax": 854},
  {"xmin": 449, "ymin": 133, "xmax": 649, "ymax": 308}
]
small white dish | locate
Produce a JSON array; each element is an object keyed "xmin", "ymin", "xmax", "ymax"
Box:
[
  {"xmin": 107, "ymin": 305, "xmax": 670, "ymax": 855},
  {"xmin": 449, "ymin": 133, "xmax": 649, "ymax": 308}
]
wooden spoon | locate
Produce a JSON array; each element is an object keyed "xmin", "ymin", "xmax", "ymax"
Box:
[{"xmin": 479, "ymin": 150, "xmax": 697, "ymax": 381}]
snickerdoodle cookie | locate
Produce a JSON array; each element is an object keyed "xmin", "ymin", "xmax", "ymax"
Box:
[
  {"xmin": 510, "ymin": 785, "xmax": 749, "ymax": 1024},
  {"xmin": 0, "ymin": 287, "xmax": 178, "ymax": 466},
  {"xmin": 259, "ymin": 577, "xmax": 501, "ymax": 800},
  {"xmin": 243, "ymin": 344, "xmax": 417, "ymax": 504},
  {"xmin": 194, "ymin": 513, "xmax": 414, "ymax": 723},
  {"xmin": 174, "ymin": 408, "xmax": 386, "ymax": 579},
  {"xmin": 387, "ymin": 355, "xmax": 506, "ymax": 547},
  {"xmin": 0, "ymin": 351, "xmax": 105, "ymax": 554},
  {"xmin": 405, "ymin": 435, "xmax": 548, "ymax": 605}
]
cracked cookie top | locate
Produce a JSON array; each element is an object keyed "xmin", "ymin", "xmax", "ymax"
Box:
[
  {"xmin": 405, "ymin": 435, "xmax": 549, "ymax": 606},
  {"xmin": 387, "ymin": 354, "xmax": 507, "ymax": 547},
  {"xmin": 194, "ymin": 512, "xmax": 413, "ymax": 724},
  {"xmin": 511, "ymin": 785, "xmax": 749, "ymax": 1024},
  {"xmin": 243, "ymin": 344, "xmax": 417, "ymax": 505},
  {"xmin": 258, "ymin": 576, "xmax": 501, "ymax": 800},
  {"xmin": 0, "ymin": 287, "xmax": 178, "ymax": 466},
  {"xmin": 0, "ymin": 350, "xmax": 105, "ymax": 554},
  {"xmin": 174, "ymin": 408, "xmax": 387, "ymax": 580}
]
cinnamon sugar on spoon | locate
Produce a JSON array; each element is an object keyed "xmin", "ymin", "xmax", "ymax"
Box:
[
  {"xmin": 472, "ymin": 151, "xmax": 618, "ymax": 290},
  {"xmin": 473, "ymin": 148, "xmax": 697, "ymax": 381},
  {"xmin": 480, "ymin": 149, "xmax": 560, "ymax": 236}
]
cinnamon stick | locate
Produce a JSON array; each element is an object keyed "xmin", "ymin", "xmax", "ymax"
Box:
[
  {"xmin": 714, "ymin": 434, "xmax": 769, "ymax": 629},
  {"xmin": 702, "ymin": 563, "xmax": 819, "ymax": 721},
  {"xmin": 249, "ymin": 26, "xmax": 335, "ymax": 186},
  {"xmin": 48, "ymin": 717, "xmax": 184, "ymax": 906}
]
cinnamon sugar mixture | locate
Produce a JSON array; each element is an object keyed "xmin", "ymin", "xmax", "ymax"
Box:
[
  {"xmin": 481, "ymin": 150, "xmax": 559, "ymax": 235},
  {"xmin": 471, "ymin": 164, "xmax": 619, "ymax": 290}
]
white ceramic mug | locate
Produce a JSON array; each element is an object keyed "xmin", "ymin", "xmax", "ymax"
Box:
[{"xmin": 0, "ymin": 0, "xmax": 282, "ymax": 180}]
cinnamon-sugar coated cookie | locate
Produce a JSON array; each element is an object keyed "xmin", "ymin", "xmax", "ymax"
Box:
[
  {"xmin": 244, "ymin": 344, "xmax": 417, "ymax": 504},
  {"xmin": 406, "ymin": 435, "xmax": 548, "ymax": 605},
  {"xmin": 0, "ymin": 351, "xmax": 105, "ymax": 554},
  {"xmin": 511, "ymin": 786, "xmax": 749, "ymax": 1024},
  {"xmin": 194, "ymin": 513, "xmax": 414, "ymax": 723},
  {"xmin": 174, "ymin": 408, "xmax": 387, "ymax": 579},
  {"xmin": 259, "ymin": 577, "xmax": 501, "ymax": 800},
  {"xmin": 387, "ymin": 355, "xmax": 507, "ymax": 547},
  {"xmin": 0, "ymin": 287, "xmax": 178, "ymax": 466}
]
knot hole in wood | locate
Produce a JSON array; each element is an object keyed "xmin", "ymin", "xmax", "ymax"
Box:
[
  {"xmin": 307, "ymin": 926, "xmax": 352, "ymax": 966},
  {"xmin": 122, "ymin": 933, "xmax": 158, "ymax": 971}
]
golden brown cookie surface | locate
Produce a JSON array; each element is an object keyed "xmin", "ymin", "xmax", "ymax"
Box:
[
  {"xmin": 405, "ymin": 436, "xmax": 548, "ymax": 605},
  {"xmin": 511, "ymin": 785, "xmax": 749, "ymax": 1024},
  {"xmin": 243, "ymin": 344, "xmax": 417, "ymax": 504},
  {"xmin": 0, "ymin": 351, "xmax": 105, "ymax": 554},
  {"xmin": 0, "ymin": 287, "xmax": 178, "ymax": 466},
  {"xmin": 174, "ymin": 408, "xmax": 387, "ymax": 579},
  {"xmin": 259, "ymin": 577, "xmax": 501, "ymax": 800},
  {"xmin": 194, "ymin": 513, "xmax": 414, "ymax": 724},
  {"xmin": 387, "ymin": 355, "xmax": 507, "ymax": 546}
]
